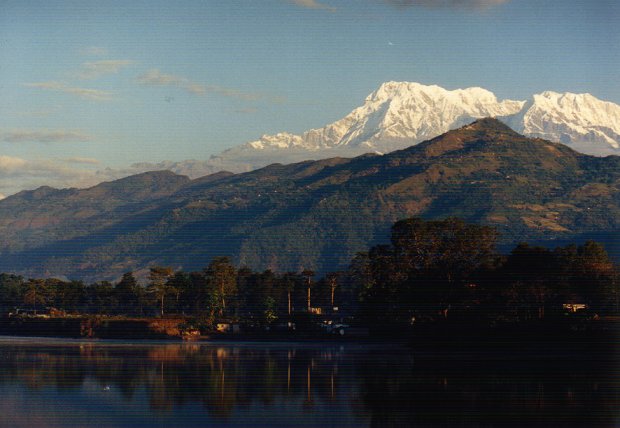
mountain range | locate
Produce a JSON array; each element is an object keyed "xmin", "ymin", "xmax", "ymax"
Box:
[
  {"xmin": 0, "ymin": 118, "xmax": 618, "ymax": 282},
  {"xmin": 137, "ymin": 82, "xmax": 620, "ymax": 180}
]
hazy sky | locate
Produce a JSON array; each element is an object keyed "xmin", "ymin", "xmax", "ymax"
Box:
[{"xmin": 0, "ymin": 0, "xmax": 618, "ymax": 196}]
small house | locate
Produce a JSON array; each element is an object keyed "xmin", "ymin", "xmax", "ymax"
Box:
[{"xmin": 562, "ymin": 303, "xmax": 588, "ymax": 313}]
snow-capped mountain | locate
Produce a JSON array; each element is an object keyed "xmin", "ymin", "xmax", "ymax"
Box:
[
  {"xmin": 132, "ymin": 82, "xmax": 620, "ymax": 179},
  {"xmin": 211, "ymin": 82, "xmax": 526, "ymax": 165},
  {"xmin": 502, "ymin": 91, "xmax": 620, "ymax": 155},
  {"xmin": 209, "ymin": 82, "xmax": 619, "ymax": 170}
]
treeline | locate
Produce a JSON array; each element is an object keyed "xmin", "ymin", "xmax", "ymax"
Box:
[
  {"xmin": 0, "ymin": 259, "xmax": 356, "ymax": 327},
  {"xmin": 0, "ymin": 217, "xmax": 618, "ymax": 329},
  {"xmin": 355, "ymin": 218, "xmax": 618, "ymax": 327}
]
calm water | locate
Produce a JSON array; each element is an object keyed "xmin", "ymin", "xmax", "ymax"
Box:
[{"xmin": 0, "ymin": 336, "xmax": 617, "ymax": 427}]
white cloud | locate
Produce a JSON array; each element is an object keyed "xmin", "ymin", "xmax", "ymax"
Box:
[
  {"xmin": 136, "ymin": 69, "xmax": 193, "ymax": 86},
  {"xmin": 77, "ymin": 59, "xmax": 135, "ymax": 80},
  {"xmin": 0, "ymin": 157, "xmax": 99, "ymax": 196},
  {"xmin": 24, "ymin": 81, "xmax": 114, "ymax": 101},
  {"xmin": 288, "ymin": 0, "xmax": 337, "ymax": 11},
  {"xmin": 136, "ymin": 69, "xmax": 274, "ymax": 101},
  {"xmin": 184, "ymin": 83, "xmax": 207, "ymax": 96},
  {"xmin": 64, "ymin": 157, "xmax": 100, "ymax": 165},
  {"xmin": 136, "ymin": 69, "xmax": 206, "ymax": 95},
  {"xmin": 0, "ymin": 156, "xmax": 155, "ymax": 197},
  {"xmin": 0, "ymin": 129, "xmax": 94, "ymax": 143},
  {"xmin": 0, "ymin": 155, "xmax": 229, "ymax": 197},
  {"xmin": 0, "ymin": 156, "xmax": 27, "ymax": 171}
]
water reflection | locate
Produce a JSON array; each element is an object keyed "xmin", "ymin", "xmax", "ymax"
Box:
[{"xmin": 0, "ymin": 339, "xmax": 616, "ymax": 427}]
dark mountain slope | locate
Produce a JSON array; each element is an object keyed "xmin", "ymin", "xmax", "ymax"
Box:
[
  {"xmin": 0, "ymin": 171, "xmax": 191, "ymax": 253},
  {"xmin": 0, "ymin": 119, "xmax": 618, "ymax": 281}
]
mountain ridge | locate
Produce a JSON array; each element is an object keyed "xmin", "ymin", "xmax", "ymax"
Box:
[
  {"xmin": 0, "ymin": 119, "xmax": 618, "ymax": 281},
  {"xmin": 137, "ymin": 82, "xmax": 620, "ymax": 182},
  {"xmin": 236, "ymin": 82, "xmax": 620, "ymax": 156}
]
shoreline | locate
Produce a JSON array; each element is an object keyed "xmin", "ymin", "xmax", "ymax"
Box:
[{"xmin": 0, "ymin": 315, "xmax": 617, "ymax": 359}]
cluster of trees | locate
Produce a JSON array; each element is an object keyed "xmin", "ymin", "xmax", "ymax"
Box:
[
  {"xmin": 355, "ymin": 218, "xmax": 619, "ymax": 327},
  {"xmin": 0, "ymin": 257, "xmax": 353, "ymax": 327},
  {"xmin": 0, "ymin": 217, "xmax": 617, "ymax": 329}
]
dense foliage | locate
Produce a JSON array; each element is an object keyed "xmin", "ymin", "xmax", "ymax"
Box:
[{"xmin": 1, "ymin": 217, "xmax": 617, "ymax": 331}]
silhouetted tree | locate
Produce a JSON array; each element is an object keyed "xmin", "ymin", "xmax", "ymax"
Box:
[
  {"xmin": 500, "ymin": 243, "xmax": 558, "ymax": 320},
  {"xmin": 572, "ymin": 241, "xmax": 618, "ymax": 313},
  {"xmin": 0, "ymin": 274, "xmax": 24, "ymax": 312},
  {"xmin": 168, "ymin": 271, "xmax": 192, "ymax": 314},
  {"xmin": 88, "ymin": 281, "xmax": 117, "ymax": 315},
  {"xmin": 355, "ymin": 217, "xmax": 499, "ymax": 326},
  {"xmin": 54, "ymin": 280, "xmax": 85, "ymax": 313},
  {"xmin": 115, "ymin": 272, "xmax": 140, "ymax": 315},
  {"xmin": 391, "ymin": 217, "xmax": 498, "ymax": 316}
]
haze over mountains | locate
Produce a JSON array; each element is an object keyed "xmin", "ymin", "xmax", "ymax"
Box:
[
  {"xmin": 141, "ymin": 82, "xmax": 620, "ymax": 180},
  {"xmin": 0, "ymin": 118, "xmax": 618, "ymax": 282}
]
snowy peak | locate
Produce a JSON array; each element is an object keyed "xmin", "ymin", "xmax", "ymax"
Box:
[
  {"xmin": 201, "ymin": 82, "xmax": 620, "ymax": 179},
  {"xmin": 505, "ymin": 90, "xmax": 620, "ymax": 154},
  {"xmin": 248, "ymin": 132, "xmax": 304, "ymax": 150},
  {"xmin": 367, "ymin": 81, "xmax": 512, "ymax": 112},
  {"xmin": 529, "ymin": 91, "xmax": 620, "ymax": 128},
  {"xmin": 238, "ymin": 81, "xmax": 525, "ymax": 157}
]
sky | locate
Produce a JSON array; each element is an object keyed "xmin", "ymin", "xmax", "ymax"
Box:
[{"xmin": 0, "ymin": 0, "xmax": 618, "ymax": 197}]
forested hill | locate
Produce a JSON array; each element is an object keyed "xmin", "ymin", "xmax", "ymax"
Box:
[{"xmin": 0, "ymin": 118, "xmax": 618, "ymax": 282}]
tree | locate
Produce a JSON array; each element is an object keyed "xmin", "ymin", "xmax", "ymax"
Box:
[
  {"xmin": 54, "ymin": 280, "xmax": 85, "ymax": 313},
  {"xmin": 23, "ymin": 279, "xmax": 49, "ymax": 313},
  {"xmin": 236, "ymin": 269, "xmax": 277, "ymax": 324},
  {"xmin": 204, "ymin": 257, "xmax": 237, "ymax": 317},
  {"xmin": 115, "ymin": 272, "xmax": 140, "ymax": 315},
  {"xmin": 352, "ymin": 217, "xmax": 499, "ymax": 326},
  {"xmin": 263, "ymin": 296, "xmax": 278, "ymax": 325},
  {"xmin": 326, "ymin": 272, "xmax": 341, "ymax": 309},
  {"xmin": 572, "ymin": 241, "xmax": 618, "ymax": 312},
  {"xmin": 88, "ymin": 281, "xmax": 117, "ymax": 315},
  {"xmin": 149, "ymin": 266, "xmax": 174, "ymax": 316},
  {"xmin": 392, "ymin": 217, "xmax": 497, "ymax": 280},
  {"xmin": 391, "ymin": 217, "xmax": 498, "ymax": 317},
  {"xmin": 0, "ymin": 274, "xmax": 24, "ymax": 312},
  {"xmin": 348, "ymin": 252, "xmax": 375, "ymax": 302},
  {"xmin": 280, "ymin": 272, "xmax": 297, "ymax": 317},
  {"xmin": 168, "ymin": 271, "xmax": 193, "ymax": 315},
  {"xmin": 301, "ymin": 270, "xmax": 315, "ymax": 312},
  {"xmin": 500, "ymin": 243, "xmax": 558, "ymax": 320},
  {"xmin": 357, "ymin": 245, "xmax": 407, "ymax": 326}
]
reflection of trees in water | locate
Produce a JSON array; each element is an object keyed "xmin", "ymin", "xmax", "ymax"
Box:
[
  {"xmin": 143, "ymin": 345, "xmax": 360, "ymax": 419},
  {"xmin": 0, "ymin": 344, "xmax": 355, "ymax": 420},
  {"xmin": 0, "ymin": 344, "xmax": 615, "ymax": 426}
]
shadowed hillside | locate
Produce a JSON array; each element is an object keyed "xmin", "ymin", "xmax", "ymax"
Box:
[{"xmin": 0, "ymin": 119, "xmax": 618, "ymax": 281}]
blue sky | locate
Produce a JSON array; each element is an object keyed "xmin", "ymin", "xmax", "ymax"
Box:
[{"xmin": 0, "ymin": 0, "xmax": 618, "ymax": 196}]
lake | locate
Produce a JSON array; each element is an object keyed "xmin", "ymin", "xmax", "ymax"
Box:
[{"xmin": 0, "ymin": 336, "xmax": 617, "ymax": 427}]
